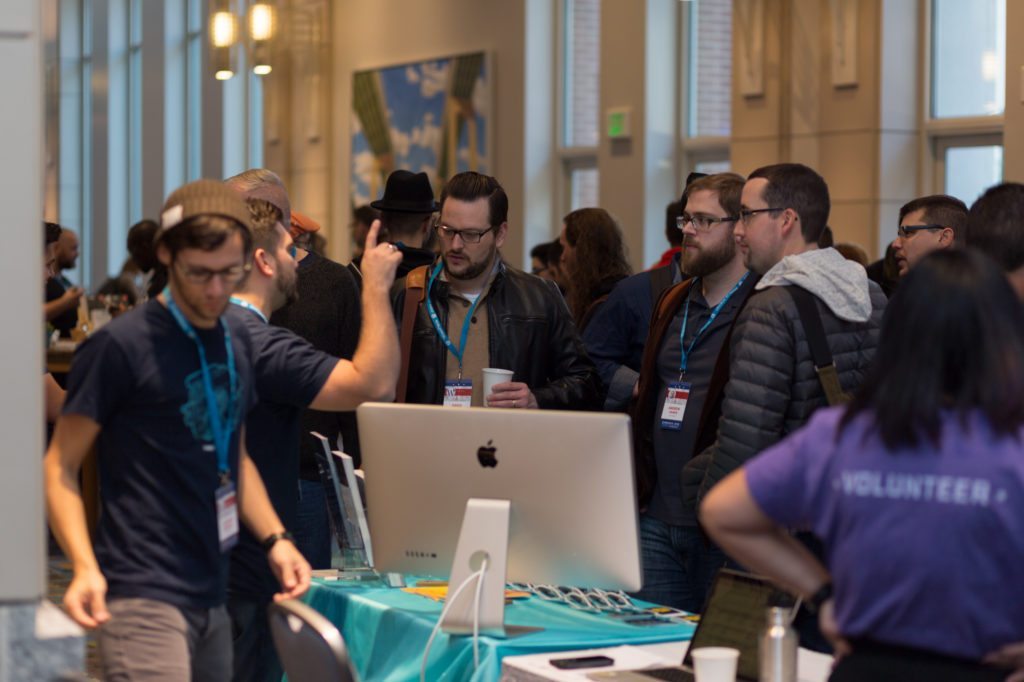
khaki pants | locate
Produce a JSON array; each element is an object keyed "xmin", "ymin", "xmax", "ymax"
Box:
[{"xmin": 99, "ymin": 598, "xmax": 232, "ymax": 682}]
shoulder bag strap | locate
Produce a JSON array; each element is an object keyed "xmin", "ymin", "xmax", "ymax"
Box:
[
  {"xmin": 785, "ymin": 286, "xmax": 850, "ymax": 406},
  {"xmin": 395, "ymin": 265, "xmax": 429, "ymax": 403}
]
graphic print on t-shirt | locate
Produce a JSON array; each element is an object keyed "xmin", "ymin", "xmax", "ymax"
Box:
[{"xmin": 180, "ymin": 363, "xmax": 237, "ymax": 443}]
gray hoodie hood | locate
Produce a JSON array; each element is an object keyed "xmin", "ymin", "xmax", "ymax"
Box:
[{"xmin": 755, "ymin": 247, "xmax": 873, "ymax": 322}]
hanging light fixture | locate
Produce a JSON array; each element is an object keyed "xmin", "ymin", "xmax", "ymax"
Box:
[
  {"xmin": 249, "ymin": 2, "xmax": 277, "ymax": 76},
  {"xmin": 210, "ymin": 0, "xmax": 239, "ymax": 80}
]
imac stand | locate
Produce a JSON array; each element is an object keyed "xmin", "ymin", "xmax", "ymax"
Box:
[{"xmin": 442, "ymin": 498, "xmax": 541, "ymax": 637}]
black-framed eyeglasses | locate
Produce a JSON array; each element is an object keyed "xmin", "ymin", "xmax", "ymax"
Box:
[
  {"xmin": 434, "ymin": 223, "xmax": 495, "ymax": 244},
  {"xmin": 897, "ymin": 223, "xmax": 944, "ymax": 239},
  {"xmin": 739, "ymin": 207, "xmax": 785, "ymax": 224},
  {"xmin": 175, "ymin": 260, "xmax": 251, "ymax": 285},
  {"xmin": 677, "ymin": 213, "xmax": 738, "ymax": 232}
]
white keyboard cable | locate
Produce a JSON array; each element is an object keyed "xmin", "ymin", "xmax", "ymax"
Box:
[{"xmin": 420, "ymin": 562, "xmax": 488, "ymax": 682}]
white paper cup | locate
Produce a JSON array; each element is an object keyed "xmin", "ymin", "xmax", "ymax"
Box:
[
  {"xmin": 691, "ymin": 647, "xmax": 739, "ymax": 682},
  {"xmin": 481, "ymin": 368, "xmax": 514, "ymax": 404}
]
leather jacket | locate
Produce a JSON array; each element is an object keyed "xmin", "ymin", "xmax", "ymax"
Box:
[{"xmin": 393, "ymin": 261, "xmax": 604, "ymax": 410}]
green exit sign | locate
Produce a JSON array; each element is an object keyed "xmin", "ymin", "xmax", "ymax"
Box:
[{"xmin": 607, "ymin": 108, "xmax": 631, "ymax": 139}]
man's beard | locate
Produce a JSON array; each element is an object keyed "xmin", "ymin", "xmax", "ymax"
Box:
[
  {"xmin": 445, "ymin": 247, "xmax": 495, "ymax": 282},
  {"xmin": 274, "ymin": 269, "xmax": 299, "ymax": 309},
  {"xmin": 682, "ymin": 235, "xmax": 736, "ymax": 278}
]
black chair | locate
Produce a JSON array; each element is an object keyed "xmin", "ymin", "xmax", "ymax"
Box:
[{"xmin": 269, "ymin": 600, "xmax": 359, "ymax": 682}]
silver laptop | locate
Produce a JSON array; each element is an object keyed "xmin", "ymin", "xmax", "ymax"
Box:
[{"xmin": 589, "ymin": 570, "xmax": 777, "ymax": 682}]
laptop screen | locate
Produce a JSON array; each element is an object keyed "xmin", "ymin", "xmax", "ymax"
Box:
[{"xmin": 682, "ymin": 570, "xmax": 777, "ymax": 681}]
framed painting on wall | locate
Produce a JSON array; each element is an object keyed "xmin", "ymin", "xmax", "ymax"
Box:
[{"xmin": 350, "ymin": 51, "xmax": 490, "ymax": 208}]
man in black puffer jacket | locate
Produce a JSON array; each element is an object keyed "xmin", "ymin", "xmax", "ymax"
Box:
[
  {"xmin": 393, "ymin": 171, "xmax": 602, "ymax": 410},
  {"xmin": 685, "ymin": 163, "xmax": 886, "ymax": 509}
]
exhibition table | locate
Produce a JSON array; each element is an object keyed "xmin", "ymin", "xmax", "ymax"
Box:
[{"xmin": 304, "ymin": 579, "xmax": 696, "ymax": 682}]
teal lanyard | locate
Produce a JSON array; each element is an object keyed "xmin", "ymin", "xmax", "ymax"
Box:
[
  {"xmin": 229, "ymin": 296, "xmax": 268, "ymax": 324},
  {"xmin": 164, "ymin": 288, "xmax": 237, "ymax": 479},
  {"xmin": 424, "ymin": 261, "xmax": 485, "ymax": 378},
  {"xmin": 678, "ymin": 272, "xmax": 749, "ymax": 376}
]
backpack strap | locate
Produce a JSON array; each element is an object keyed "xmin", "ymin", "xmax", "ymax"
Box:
[
  {"xmin": 785, "ymin": 286, "xmax": 850, "ymax": 406},
  {"xmin": 395, "ymin": 265, "xmax": 429, "ymax": 403}
]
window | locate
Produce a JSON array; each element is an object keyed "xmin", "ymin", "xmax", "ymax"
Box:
[
  {"xmin": 58, "ymin": 0, "xmax": 92, "ymax": 286},
  {"xmin": 221, "ymin": 0, "xmax": 265, "ymax": 177},
  {"xmin": 128, "ymin": 0, "xmax": 143, "ymax": 223},
  {"xmin": 926, "ymin": 0, "xmax": 1005, "ymax": 203},
  {"xmin": 557, "ymin": 0, "xmax": 601, "ymax": 213},
  {"xmin": 931, "ymin": 0, "xmax": 1004, "ymax": 119},
  {"xmin": 680, "ymin": 0, "xmax": 732, "ymax": 175},
  {"xmin": 186, "ymin": 0, "xmax": 203, "ymax": 180}
]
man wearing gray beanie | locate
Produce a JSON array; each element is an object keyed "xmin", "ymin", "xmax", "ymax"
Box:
[{"xmin": 45, "ymin": 179, "xmax": 311, "ymax": 681}]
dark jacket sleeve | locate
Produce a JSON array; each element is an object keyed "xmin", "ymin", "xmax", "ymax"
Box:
[
  {"xmin": 531, "ymin": 280, "xmax": 604, "ymax": 411},
  {"xmin": 696, "ymin": 293, "xmax": 796, "ymax": 499},
  {"xmin": 582, "ymin": 278, "xmax": 643, "ymax": 410}
]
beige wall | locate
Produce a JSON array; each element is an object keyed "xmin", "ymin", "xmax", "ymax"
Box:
[
  {"xmin": 325, "ymin": 0, "xmax": 533, "ymax": 266},
  {"xmin": 731, "ymin": 0, "xmax": 919, "ymax": 258}
]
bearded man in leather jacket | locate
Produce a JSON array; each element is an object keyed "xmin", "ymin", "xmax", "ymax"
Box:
[{"xmin": 393, "ymin": 172, "xmax": 602, "ymax": 410}]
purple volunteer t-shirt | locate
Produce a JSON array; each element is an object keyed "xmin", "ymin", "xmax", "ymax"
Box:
[{"xmin": 745, "ymin": 407, "xmax": 1024, "ymax": 661}]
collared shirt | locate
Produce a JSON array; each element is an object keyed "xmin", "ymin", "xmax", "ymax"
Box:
[
  {"xmin": 440, "ymin": 261, "xmax": 501, "ymax": 407},
  {"xmin": 648, "ymin": 274, "xmax": 756, "ymax": 526}
]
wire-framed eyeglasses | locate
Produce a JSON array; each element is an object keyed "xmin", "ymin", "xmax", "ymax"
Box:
[
  {"xmin": 677, "ymin": 214, "xmax": 739, "ymax": 232},
  {"xmin": 434, "ymin": 223, "xmax": 495, "ymax": 244}
]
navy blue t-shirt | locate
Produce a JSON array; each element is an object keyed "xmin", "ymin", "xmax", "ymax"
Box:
[
  {"xmin": 225, "ymin": 302, "xmax": 337, "ymax": 601},
  {"xmin": 63, "ymin": 299, "xmax": 256, "ymax": 610}
]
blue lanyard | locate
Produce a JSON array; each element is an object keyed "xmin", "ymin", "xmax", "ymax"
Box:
[
  {"xmin": 164, "ymin": 288, "xmax": 238, "ymax": 478},
  {"xmin": 678, "ymin": 272, "xmax": 749, "ymax": 376},
  {"xmin": 424, "ymin": 261, "xmax": 485, "ymax": 378},
  {"xmin": 229, "ymin": 296, "xmax": 268, "ymax": 324}
]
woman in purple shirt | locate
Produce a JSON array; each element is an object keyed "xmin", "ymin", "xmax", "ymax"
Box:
[{"xmin": 701, "ymin": 249, "xmax": 1024, "ymax": 682}]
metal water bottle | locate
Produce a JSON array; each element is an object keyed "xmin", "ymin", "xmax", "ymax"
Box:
[{"xmin": 759, "ymin": 606, "xmax": 797, "ymax": 682}]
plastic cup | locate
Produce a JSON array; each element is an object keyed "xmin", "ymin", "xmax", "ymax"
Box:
[
  {"xmin": 691, "ymin": 647, "xmax": 739, "ymax": 682},
  {"xmin": 481, "ymin": 368, "xmax": 514, "ymax": 405}
]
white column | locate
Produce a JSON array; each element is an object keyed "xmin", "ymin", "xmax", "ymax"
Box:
[{"xmin": 0, "ymin": 0, "xmax": 46, "ymax": 604}]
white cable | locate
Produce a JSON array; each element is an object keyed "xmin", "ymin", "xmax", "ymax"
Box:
[
  {"xmin": 471, "ymin": 556, "xmax": 490, "ymax": 669},
  {"xmin": 420, "ymin": 566, "xmax": 486, "ymax": 682}
]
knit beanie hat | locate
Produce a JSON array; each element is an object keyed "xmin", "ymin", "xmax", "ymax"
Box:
[{"xmin": 159, "ymin": 179, "xmax": 252, "ymax": 237}]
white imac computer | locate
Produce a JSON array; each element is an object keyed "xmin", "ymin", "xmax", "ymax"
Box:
[{"xmin": 357, "ymin": 403, "xmax": 642, "ymax": 636}]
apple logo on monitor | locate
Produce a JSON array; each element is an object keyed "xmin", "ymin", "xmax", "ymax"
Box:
[{"xmin": 477, "ymin": 440, "xmax": 498, "ymax": 468}]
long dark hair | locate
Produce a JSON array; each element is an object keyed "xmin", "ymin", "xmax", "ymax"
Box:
[
  {"xmin": 563, "ymin": 208, "xmax": 631, "ymax": 327},
  {"xmin": 840, "ymin": 248, "xmax": 1024, "ymax": 449}
]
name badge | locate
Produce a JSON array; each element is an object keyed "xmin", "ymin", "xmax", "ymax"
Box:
[
  {"xmin": 443, "ymin": 379, "xmax": 473, "ymax": 408},
  {"xmin": 660, "ymin": 382, "xmax": 691, "ymax": 431},
  {"xmin": 215, "ymin": 482, "xmax": 239, "ymax": 552}
]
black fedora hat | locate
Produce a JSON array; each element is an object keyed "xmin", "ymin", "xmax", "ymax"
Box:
[{"xmin": 370, "ymin": 170, "xmax": 440, "ymax": 213}]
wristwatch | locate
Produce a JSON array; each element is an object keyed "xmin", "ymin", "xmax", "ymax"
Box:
[
  {"xmin": 261, "ymin": 530, "xmax": 294, "ymax": 553},
  {"xmin": 806, "ymin": 581, "xmax": 834, "ymax": 614}
]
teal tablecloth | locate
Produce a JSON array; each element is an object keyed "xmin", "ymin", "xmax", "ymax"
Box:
[{"xmin": 304, "ymin": 578, "xmax": 695, "ymax": 682}]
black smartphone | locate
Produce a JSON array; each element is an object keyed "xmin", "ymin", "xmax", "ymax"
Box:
[{"xmin": 549, "ymin": 655, "xmax": 615, "ymax": 670}]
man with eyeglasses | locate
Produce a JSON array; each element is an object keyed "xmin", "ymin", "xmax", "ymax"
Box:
[
  {"xmin": 224, "ymin": 198, "xmax": 401, "ymax": 682},
  {"xmin": 629, "ymin": 173, "xmax": 757, "ymax": 612},
  {"xmin": 583, "ymin": 177, "xmax": 706, "ymax": 412},
  {"xmin": 393, "ymin": 171, "xmax": 602, "ymax": 409},
  {"xmin": 44, "ymin": 180, "xmax": 310, "ymax": 681},
  {"xmin": 893, "ymin": 195, "xmax": 966, "ymax": 277},
  {"xmin": 688, "ymin": 163, "xmax": 884, "ymax": 645}
]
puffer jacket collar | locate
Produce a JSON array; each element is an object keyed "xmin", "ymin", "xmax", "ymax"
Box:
[{"xmin": 755, "ymin": 247, "xmax": 873, "ymax": 323}]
